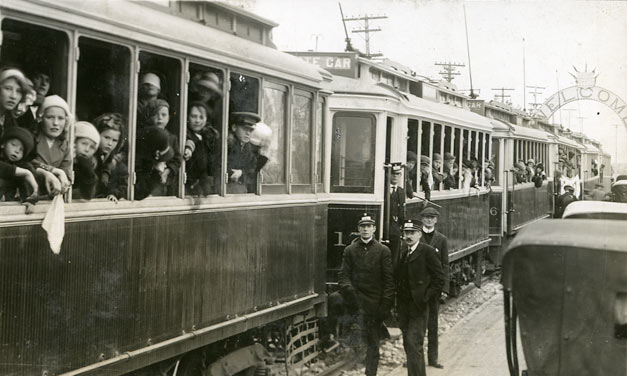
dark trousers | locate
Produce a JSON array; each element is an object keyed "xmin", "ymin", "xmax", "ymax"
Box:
[
  {"xmin": 389, "ymin": 233, "xmax": 401, "ymax": 269},
  {"xmin": 360, "ymin": 313, "xmax": 383, "ymax": 376},
  {"xmin": 398, "ymin": 300, "xmax": 428, "ymax": 376},
  {"xmin": 427, "ymin": 295, "xmax": 439, "ymax": 364}
]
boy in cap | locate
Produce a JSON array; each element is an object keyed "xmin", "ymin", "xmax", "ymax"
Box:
[
  {"xmin": 419, "ymin": 207, "xmax": 449, "ymax": 369},
  {"xmin": 0, "ymin": 126, "xmax": 38, "ymax": 213},
  {"xmin": 227, "ymin": 112, "xmax": 263, "ymax": 194},
  {"xmin": 442, "ymin": 153, "xmax": 457, "ymax": 190},
  {"xmin": 338, "ymin": 213, "xmax": 394, "ymax": 376},
  {"xmin": 431, "ymin": 153, "xmax": 443, "ymax": 191},
  {"xmin": 396, "ymin": 218, "xmax": 445, "ymax": 376},
  {"xmin": 419, "ymin": 156, "xmax": 432, "ymax": 201},
  {"xmin": 72, "ymin": 121, "xmax": 100, "ymax": 200},
  {"xmin": 405, "ymin": 151, "xmax": 419, "ymax": 199}
]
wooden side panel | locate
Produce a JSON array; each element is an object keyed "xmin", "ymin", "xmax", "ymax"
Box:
[
  {"xmin": 406, "ymin": 193, "xmax": 490, "ymax": 252},
  {"xmin": 0, "ymin": 204, "xmax": 327, "ymax": 375},
  {"xmin": 510, "ymin": 184, "xmax": 552, "ymax": 229}
]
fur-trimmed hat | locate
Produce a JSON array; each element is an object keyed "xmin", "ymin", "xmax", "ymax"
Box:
[
  {"xmin": 1, "ymin": 126, "xmax": 35, "ymax": 156},
  {"xmin": 74, "ymin": 121, "xmax": 100, "ymax": 147}
]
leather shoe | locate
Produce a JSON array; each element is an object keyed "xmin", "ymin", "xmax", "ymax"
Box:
[{"xmin": 429, "ymin": 363, "xmax": 444, "ymax": 369}]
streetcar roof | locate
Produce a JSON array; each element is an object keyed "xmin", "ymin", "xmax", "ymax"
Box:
[
  {"xmin": 556, "ymin": 135, "xmax": 584, "ymax": 149},
  {"xmin": 404, "ymin": 94, "xmax": 494, "ymax": 132},
  {"xmin": 511, "ymin": 124, "xmax": 550, "ymax": 142},
  {"xmin": 4, "ymin": 0, "xmax": 325, "ymax": 86},
  {"xmin": 323, "ymin": 75, "xmax": 405, "ymax": 100},
  {"xmin": 562, "ymin": 201, "xmax": 627, "ymax": 219}
]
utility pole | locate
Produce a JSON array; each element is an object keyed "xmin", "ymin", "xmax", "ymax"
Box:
[
  {"xmin": 434, "ymin": 61, "xmax": 465, "ymax": 82},
  {"xmin": 311, "ymin": 34, "xmax": 322, "ymax": 51},
  {"xmin": 562, "ymin": 108, "xmax": 577, "ymax": 129},
  {"xmin": 491, "ymin": 87, "xmax": 514, "ymax": 103},
  {"xmin": 526, "ymin": 85, "xmax": 545, "ymax": 112},
  {"xmin": 577, "ymin": 116, "xmax": 587, "ymax": 133},
  {"xmin": 342, "ymin": 11, "xmax": 387, "ymax": 58}
]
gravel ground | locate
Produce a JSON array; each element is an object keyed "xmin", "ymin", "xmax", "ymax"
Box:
[{"xmin": 290, "ymin": 275, "xmax": 503, "ymax": 376}]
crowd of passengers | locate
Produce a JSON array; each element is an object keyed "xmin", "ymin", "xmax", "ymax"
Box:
[
  {"xmin": 0, "ymin": 66, "xmax": 268, "ymax": 214},
  {"xmin": 512, "ymin": 158, "xmax": 547, "ymax": 186},
  {"xmin": 404, "ymin": 151, "xmax": 496, "ymax": 201}
]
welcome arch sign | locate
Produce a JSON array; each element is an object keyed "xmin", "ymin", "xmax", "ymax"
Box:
[{"xmin": 536, "ymin": 67, "xmax": 627, "ymax": 130}]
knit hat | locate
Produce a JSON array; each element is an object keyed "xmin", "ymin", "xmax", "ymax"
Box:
[
  {"xmin": 38, "ymin": 95, "xmax": 71, "ymax": 117},
  {"xmin": 74, "ymin": 121, "xmax": 100, "ymax": 147},
  {"xmin": 420, "ymin": 155, "xmax": 431, "ymax": 166},
  {"xmin": 0, "ymin": 68, "xmax": 28, "ymax": 93},
  {"xmin": 433, "ymin": 153, "xmax": 442, "ymax": 162},
  {"xmin": 1, "ymin": 126, "xmax": 35, "ymax": 156},
  {"xmin": 140, "ymin": 73, "xmax": 161, "ymax": 90},
  {"xmin": 145, "ymin": 99, "xmax": 170, "ymax": 119},
  {"xmin": 407, "ymin": 151, "xmax": 417, "ymax": 162}
]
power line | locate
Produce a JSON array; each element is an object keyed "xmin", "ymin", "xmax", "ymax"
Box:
[
  {"xmin": 434, "ymin": 61, "xmax": 465, "ymax": 82},
  {"xmin": 491, "ymin": 87, "xmax": 515, "ymax": 103},
  {"xmin": 342, "ymin": 11, "xmax": 387, "ymax": 58},
  {"xmin": 526, "ymin": 85, "xmax": 546, "ymax": 111}
]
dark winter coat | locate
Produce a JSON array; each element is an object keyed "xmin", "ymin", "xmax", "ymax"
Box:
[
  {"xmin": 395, "ymin": 241, "xmax": 445, "ymax": 312},
  {"xmin": 422, "ymin": 230, "xmax": 450, "ymax": 294},
  {"xmin": 338, "ymin": 238, "xmax": 395, "ymax": 317}
]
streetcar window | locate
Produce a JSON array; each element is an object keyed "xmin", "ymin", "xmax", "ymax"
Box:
[
  {"xmin": 419, "ymin": 121, "xmax": 432, "ymax": 194},
  {"xmin": 406, "ymin": 119, "xmax": 419, "ymax": 194},
  {"xmin": 227, "ymin": 72, "xmax": 260, "ymax": 194},
  {"xmin": 443, "ymin": 126, "xmax": 453, "ymax": 190},
  {"xmin": 331, "ymin": 113, "xmax": 376, "ymax": 193},
  {"xmin": 315, "ymin": 97, "xmax": 324, "ymax": 189},
  {"xmin": 433, "ymin": 123, "xmax": 443, "ymax": 191},
  {"xmin": 134, "ymin": 52, "xmax": 182, "ymax": 199},
  {"xmin": 492, "ymin": 137, "xmax": 500, "ymax": 186},
  {"xmin": 462, "ymin": 129, "xmax": 470, "ymax": 162},
  {"xmin": 479, "ymin": 132, "xmax": 485, "ymax": 187},
  {"xmin": 229, "ymin": 72, "xmax": 259, "ymax": 114},
  {"xmin": 1, "ymin": 19, "xmax": 69, "ymax": 101},
  {"xmin": 73, "ymin": 37, "xmax": 131, "ymax": 201},
  {"xmin": 453, "ymin": 128, "xmax": 462, "ymax": 189},
  {"xmin": 185, "ymin": 63, "xmax": 224, "ymax": 197},
  {"xmin": 260, "ymin": 82, "xmax": 287, "ymax": 193},
  {"xmin": 291, "ymin": 90, "xmax": 313, "ymax": 191}
]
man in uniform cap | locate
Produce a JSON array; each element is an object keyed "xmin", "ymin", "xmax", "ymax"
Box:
[
  {"xmin": 339, "ymin": 213, "xmax": 394, "ymax": 376},
  {"xmin": 386, "ymin": 163, "xmax": 406, "ymax": 268},
  {"xmin": 227, "ymin": 112, "xmax": 263, "ymax": 194},
  {"xmin": 419, "ymin": 207, "xmax": 449, "ymax": 369},
  {"xmin": 396, "ymin": 218, "xmax": 445, "ymax": 376},
  {"xmin": 554, "ymin": 184, "xmax": 577, "ymax": 218}
]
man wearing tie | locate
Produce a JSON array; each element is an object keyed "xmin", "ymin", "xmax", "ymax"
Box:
[
  {"xmin": 396, "ymin": 219, "xmax": 445, "ymax": 376},
  {"xmin": 386, "ymin": 163, "xmax": 406, "ymax": 268}
]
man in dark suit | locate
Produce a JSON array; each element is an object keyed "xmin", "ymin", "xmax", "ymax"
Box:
[
  {"xmin": 396, "ymin": 218, "xmax": 445, "ymax": 376},
  {"xmin": 420, "ymin": 207, "xmax": 449, "ymax": 369},
  {"xmin": 339, "ymin": 213, "xmax": 395, "ymax": 376},
  {"xmin": 554, "ymin": 184, "xmax": 578, "ymax": 218},
  {"xmin": 386, "ymin": 163, "xmax": 406, "ymax": 268}
]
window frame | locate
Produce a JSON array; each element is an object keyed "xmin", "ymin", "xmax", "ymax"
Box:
[
  {"xmin": 290, "ymin": 88, "xmax": 314, "ymax": 194},
  {"xmin": 259, "ymin": 79, "xmax": 289, "ymax": 194},
  {"xmin": 330, "ymin": 111, "xmax": 377, "ymax": 194}
]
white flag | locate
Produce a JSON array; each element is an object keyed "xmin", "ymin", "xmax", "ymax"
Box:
[{"xmin": 42, "ymin": 194, "xmax": 65, "ymax": 255}]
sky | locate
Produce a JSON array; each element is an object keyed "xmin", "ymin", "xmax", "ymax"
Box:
[{"xmin": 230, "ymin": 0, "xmax": 627, "ymax": 164}]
